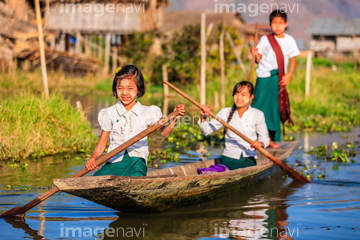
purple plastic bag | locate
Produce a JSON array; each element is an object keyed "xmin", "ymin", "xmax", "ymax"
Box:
[{"xmin": 197, "ymin": 164, "xmax": 229, "ymax": 175}]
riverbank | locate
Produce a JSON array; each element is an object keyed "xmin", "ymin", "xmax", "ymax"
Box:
[
  {"xmin": 0, "ymin": 58, "xmax": 359, "ymax": 161},
  {"xmin": 0, "ymin": 93, "xmax": 97, "ymax": 161}
]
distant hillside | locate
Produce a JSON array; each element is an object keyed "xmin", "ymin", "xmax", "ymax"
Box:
[{"xmin": 167, "ymin": 0, "xmax": 360, "ymax": 42}]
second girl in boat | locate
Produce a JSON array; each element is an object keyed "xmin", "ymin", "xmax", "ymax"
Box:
[{"xmin": 199, "ymin": 81, "xmax": 269, "ymax": 170}]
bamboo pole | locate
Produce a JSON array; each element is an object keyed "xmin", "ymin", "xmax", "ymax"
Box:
[
  {"xmin": 162, "ymin": 65, "xmax": 169, "ymax": 98},
  {"xmin": 44, "ymin": 0, "xmax": 50, "ymax": 29},
  {"xmin": 226, "ymin": 31, "xmax": 246, "ymax": 73},
  {"xmin": 162, "ymin": 64, "xmax": 169, "ymax": 116},
  {"xmin": 112, "ymin": 47, "xmax": 118, "ymax": 74},
  {"xmin": 200, "ymin": 13, "xmax": 206, "ymax": 105},
  {"xmin": 104, "ymin": 33, "xmax": 111, "ymax": 74},
  {"xmin": 220, "ymin": 28, "xmax": 226, "ymax": 109},
  {"xmin": 249, "ymin": 23, "xmax": 259, "ymax": 83},
  {"xmin": 35, "ymin": 0, "xmax": 49, "ymax": 98},
  {"xmin": 305, "ymin": 51, "xmax": 312, "ymax": 99},
  {"xmin": 206, "ymin": 22, "xmax": 214, "ymax": 39},
  {"xmin": 348, "ymin": 21, "xmax": 360, "ymax": 66},
  {"xmin": 214, "ymin": 91, "xmax": 219, "ymax": 112},
  {"xmin": 75, "ymin": 31, "xmax": 81, "ymax": 54}
]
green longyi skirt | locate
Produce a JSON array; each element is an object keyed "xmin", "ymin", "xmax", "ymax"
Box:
[
  {"xmin": 251, "ymin": 69, "xmax": 281, "ymax": 142},
  {"xmin": 221, "ymin": 154, "xmax": 256, "ymax": 170},
  {"xmin": 93, "ymin": 152, "xmax": 147, "ymax": 177}
]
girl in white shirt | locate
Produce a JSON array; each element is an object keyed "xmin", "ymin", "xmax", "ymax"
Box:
[
  {"xmin": 250, "ymin": 10, "xmax": 300, "ymax": 148},
  {"xmin": 199, "ymin": 81, "xmax": 269, "ymax": 170},
  {"xmin": 86, "ymin": 65, "xmax": 185, "ymax": 177}
]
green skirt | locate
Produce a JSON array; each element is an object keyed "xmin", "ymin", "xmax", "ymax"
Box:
[
  {"xmin": 252, "ymin": 69, "xmax": 281, "ymax": 142},
  {"xmin": 93, "ymin": 152, "xmax": 147, "ymax": 177},
  {"xmin": 221, "ymin": 154, "xmax": 256, "ymax": 170}
]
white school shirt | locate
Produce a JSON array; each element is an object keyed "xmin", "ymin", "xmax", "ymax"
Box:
[
  {"xmin": 256, "ymin": 33, "xmax": 300, "ymax": 78},
  {"xmin": 98, "ymin": 100, "xmax": 162, "ymax": 163},
  {"xmin": 198, "ymin": 106, "xmax": 269, "ymax": 159}
]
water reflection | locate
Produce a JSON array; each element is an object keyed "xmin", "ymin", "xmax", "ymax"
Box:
[
  {"xmin": 96, "ymin": 177, "xmax": 304, "ymax": 240},
  {"xmin": 5, "ymin": 218, "xmax": 44, "ymax": 240}
]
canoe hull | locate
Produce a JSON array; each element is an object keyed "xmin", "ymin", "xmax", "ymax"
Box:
[{"xmin": 54, "ymin": 141, "xmax": 298, "ymax": 213}]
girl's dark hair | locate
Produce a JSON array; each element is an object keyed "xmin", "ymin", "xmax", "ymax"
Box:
[
  {"xmin": 112, "ymin": 65, "xmax": 145, "ymax": 98},
  {"xmin": 223, "ymin": 81, "xmax": 254, "ymax": 135},
  {"xmin": 269, "ymin": 9, "xmax": 287, "ymax": 23}
]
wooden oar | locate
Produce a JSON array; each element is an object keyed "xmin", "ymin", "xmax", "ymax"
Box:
[
  {"xmin": 164, "ymin": 81, "xmax": 311, "ymax": 183},
  {"xmin": 1, "ymin": 111, "xmax": 180, "ymax": 218},
  {"xmin": 249, "ymin": 22, "xmax": 259, "ymax": 83}
]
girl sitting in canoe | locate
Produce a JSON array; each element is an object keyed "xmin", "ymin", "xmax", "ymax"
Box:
[
  {"xmin": 199, "ymin": 81, "xmax": 269, "ymax": 170},
  {"xmin": 86, "ymin": 65, "xmax": 185, "ymax": 177}
]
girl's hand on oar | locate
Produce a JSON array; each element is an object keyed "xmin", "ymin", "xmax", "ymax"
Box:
[
  {"xmin": 251, "ymin": 140, "xmax": 264, "ymax": 150},
  {"xmin": 174, "ymin": 104, "xmax": 185, "ymax": 119},
  {"xmin": 250, "ymin": 46, "xmax": 258, "ymax": 56},
  {"xmin": 86, "ymin": 157, "xmax": 99, "ymax": 171},
  {"xmin": 200, "ymin": 105, "xmax": 211, "ymax": 123}
]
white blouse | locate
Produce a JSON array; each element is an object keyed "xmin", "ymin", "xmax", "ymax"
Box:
[
  {"xmin": 256, "ymin": 33, "xmax": 300, "ymax": 78},
  {"xmin": 199, "ymin": 106, "xmax": 269, "ymax": 159},
  {"xmin": 98, "ymin": 100, "xmax": 162, "ymax": 163}
]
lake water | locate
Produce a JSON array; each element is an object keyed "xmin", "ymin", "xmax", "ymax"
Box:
[{"xmin": 1, "ymin": 95, "xmax": 360, "ymax": 239}]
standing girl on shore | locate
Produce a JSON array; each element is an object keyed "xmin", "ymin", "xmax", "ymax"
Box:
[{"xmin": 86, "ymin": 65, "xmax": 185, "ymax": 176}]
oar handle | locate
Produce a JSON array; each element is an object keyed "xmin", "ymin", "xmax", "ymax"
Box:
[
  {"xmin": 249, "ymin": 22, "xmax": 259, "ymax": 83},
  {"xmin": 1, "ymin": 111, "xmax": 180, "ymax": 218},
  {"xmin": 163, "ymin": 81, "xmax": 311, "ymax": 183}
]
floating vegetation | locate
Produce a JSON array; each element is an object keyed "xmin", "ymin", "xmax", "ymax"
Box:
[
  {"xmin": 165, "ymin": 122, "xmax": 224, "ymax": 148},
  {"xmin": 284, "ymin": 135, "xmax": 295, "ymax": 141},
  {"xmin": 148, "ymin": 148, "xmax": 181, "ymax": 166},
  {"xmin": 290, "ymin": 141, "xmax": 359, "ymax": 180},
  {"xmin": 305, "ymin": 142, "xmax": 357, "ymax": 162},
  {"xmin": 295, "ymin": 162, "xmax": 326, "ymax": 180}
]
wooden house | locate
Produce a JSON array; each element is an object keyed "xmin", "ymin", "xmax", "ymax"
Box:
[
  {"xmin": 44, "ymin": 0, "xmax": 168, "ymax": 34},
  {"xmin": 306, "ymin": 18, "xmax": 360, "ymax": 58},
  {"xmin": 0, "ymin": 0, "xmax": 169, "ymax": 73}
]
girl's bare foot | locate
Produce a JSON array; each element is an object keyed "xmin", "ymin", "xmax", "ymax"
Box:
[{"xmin": 269, "ymin": 140, "xmax": 279, "ymax": 148}]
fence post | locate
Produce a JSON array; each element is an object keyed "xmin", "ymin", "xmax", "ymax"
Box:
[
  {"xmin": 104, "ymin": 33, "xmax": 111, "ymax": 74},
  {"xmin": 35, "ymin": 0, "xmax": 49, "ymax": 98},
  {"xmin": 200, "ymin": 13, "xmax": 206, "ymax": 105},
  {"xmin": 305, "ymin": 51, "xmax": 312, "ymax": 99},
  {"xmin": 162, "ymin": 65, "xmax": 169, "ymax": 116}
]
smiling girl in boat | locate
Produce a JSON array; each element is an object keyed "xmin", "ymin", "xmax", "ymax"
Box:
[
  {"xmin": 199, "ymin": 81, "xmax": 269, "ymax": 170},
  {"xmin": 85, "ymin": 65, "xmax": 185, "ymax": 177}
]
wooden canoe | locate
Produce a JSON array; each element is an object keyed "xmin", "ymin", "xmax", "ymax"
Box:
[{"xmin": 54, "ymin": 141, "xmax": 299, "ymax": 213}]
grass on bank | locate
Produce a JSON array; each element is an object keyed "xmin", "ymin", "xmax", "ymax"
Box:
[
  {"xmin": 1, "ymin": 57, "xmax": 359, "ymax": 135},
  {"xmin": 0, "ymin": 93, "xmax": 98, "ymax": 161}
]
